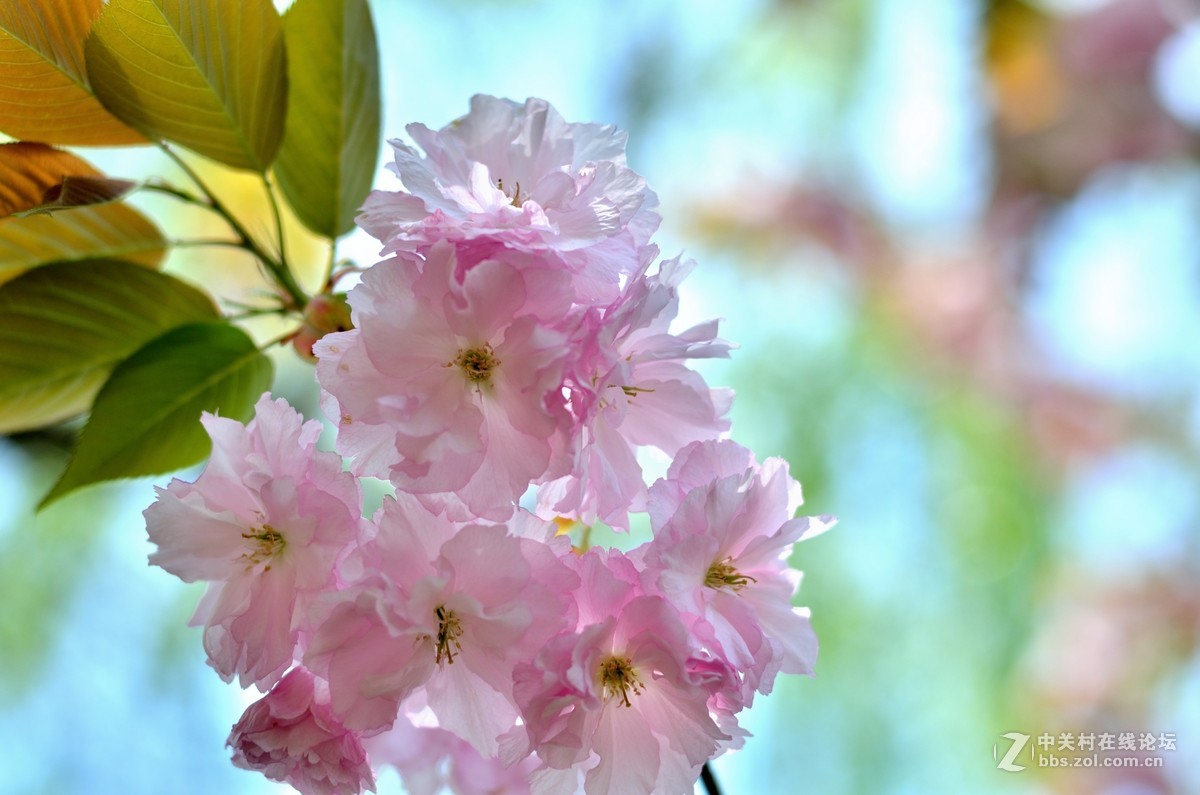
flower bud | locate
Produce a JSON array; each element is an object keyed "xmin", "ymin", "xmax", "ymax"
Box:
[{"xmin": 293, "ymin": 293, "xmax": 353, "ymax": 362}]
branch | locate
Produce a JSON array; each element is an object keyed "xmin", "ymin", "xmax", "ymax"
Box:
[
  {"xmin": 700, "ymin": 763, "xmax": 724, "ymax": 795},
  {"xmin": 156, "ymin": 143, "xmax": 308, "ymax": 310}
]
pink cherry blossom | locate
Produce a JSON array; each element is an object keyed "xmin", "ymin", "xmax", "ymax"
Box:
[
  {"xmin": 228, "ymin": 667, "xmax": 375, "ymax": 795},
  {"xmin": 315, "ymin": 241, "xmax": 574, "ymax": 521},
  {"xmin": 147, "ymin": 96, "xmax": 833, "ymax": 795},
  {"xmin": 366, "ymin": 712, "xmax": 537, "ymax": 795},
  {"xmin": 357, "ymin": 95, "xmax": 659, "ymax": 267},
  {"xmin": 510, "ymin": 549, "xmax": 730, "ymax": 795},
  {"xmin": 685, "ymin": 650, "xmax": 750, "ymax": 754},
  {"xmin": 144, "ymin": 395, "xmax": 364, "ymax": 689},
  {"xmin": 642, "ymin": 440, "xmax": 835, "ymax": 698},
  {"xmin": 645, "ymin": 437, "xmax": 776, "ymax": 528},
  {"xmin": 305, "ymin": 494, "xmax": 579, "ymax": 754},
  {"xmin": 537, "ymin": 251, "xmax": 734, "ymax": 530}
]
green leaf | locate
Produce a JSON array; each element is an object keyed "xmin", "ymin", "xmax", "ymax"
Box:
[
  {"xmin": 275, "ymin": 0, "xmax": 381, "ymax": 237},
  {"xmin": 0, "ymin": 0, "xmax": 144, "ymax": 145},
  {"xmin": 40, "ymin": 322, "xmax": 273, "ymax": 507},
  {"xmin": 0, "ymin": 200, "xmax": 167, "ymax": 284},
  {"xmin": 15, "ymin": 176, "xmax": 138, "ymax": 218},
  {"xmin": 84, "ymin": 0, "xmax": 287, "ymax": 171},
  {"xmin": 0, "ymin": 261, "xmax": 219, "ymax": 434}
]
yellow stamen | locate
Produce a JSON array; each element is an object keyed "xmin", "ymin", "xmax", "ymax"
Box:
[
  {"xmin": 449, "ymin": 344, "xmax": 500, "ymax": 387},
  {"xmin": 496, "ymin": 178, "xmax": 523, "ymax": 206},
  {"xmin": 705, "ymin": 557, "xmax": 756, "ymax": 591},
  {"xmin": 241, "ymin": 524, "xmax": 285, "ymax": 571},
  {"xmin": 599, "ymin": 655, "xmax": 644, "ymax": 708},
  {"xmin": 434, "ymin": 605, "xmax": 464, "ymax": 664},
  {"xmin": 604, "ymin": 383, "xmax": 656, "ymax": 398}
]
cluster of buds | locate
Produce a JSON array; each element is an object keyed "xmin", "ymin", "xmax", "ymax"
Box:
[{"xmin": 144, "ymin": 96, "xmax": 833, "ymax": 795}]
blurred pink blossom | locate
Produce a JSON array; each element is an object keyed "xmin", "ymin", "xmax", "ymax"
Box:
[{"xmin": 228, "ymin": 667, "xmax": 375, "ymax": 795}]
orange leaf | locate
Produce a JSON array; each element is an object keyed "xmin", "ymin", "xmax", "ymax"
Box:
[
  {"xmin": 0, "ymin": 142, "xmax": 99, "ymax": 218},
  {"xmin": 0, "ymin": 0, "xmax": 144, "ymax": 145},
  {"xmin": 17, "ymin": 176, "xmax": 138, "ymax": 217}
]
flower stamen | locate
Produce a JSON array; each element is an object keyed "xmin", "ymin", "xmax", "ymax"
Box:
[
  {"xmin": 599, "ymin": 655, "xmax": 644, "ymax": 708},
  {"xmin": 434, "ymin": 605, "xmax": 464, "ymax": 664},
  {"xmin": 496, "ymin": 178, "xmax": 523, "ymax": 206},
  {"xmin": 241, "ymin": 524, "xmax": 285, "ymax": 571},
  {"xmin": 606, "ymin": 383, "xmax": 656, "ymax": 398},
  {"xmin": 449, "ymin": 344, "xmax": 500, "ymax": 387},
  {"xmin": 705, "ymin": 556, "xmax": 756, "ymax": 591}
]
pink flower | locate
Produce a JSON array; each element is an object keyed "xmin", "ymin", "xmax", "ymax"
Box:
[
  {"xmin": 645, "ymin": 437, "xmax": 771, "ymax": 528},
  {"xmin": 537, "ymin": 251, "xmax": 734, "ymax": 530},
  {"xmin": 510, "ymin": 549, "xmax": 729, "ymax": 795},
  {"xmin": 315, "ymin": 241, "xmax": 574, "ymax": 521},
  {"xmin": 684, "ymin": 651, "xmax": 750, "ymax": 754},
  {"xmin": 642, "ymin": 440, "xmax": 835, "ymax": 698},
  {"xmin": 143, "ymin": 93, "xmax": 835, "ymax": 794},
  {"xmin": 144, "ymin": 395, "xmax": 364, "ymax": 688},
  {"xmin": 305, "ymin": 494, "xmax": 579, "ymax": 754},
  {"xmin": 228, "ymin": 667, "xmax": 375, "ymax": 795},
  {"xmin": 366, "ymin": 712, "xmax": 537, "ymax": 795},
  {"xmin": 357, "ymin": 95, "xmax": 659, "ymax": 263}
]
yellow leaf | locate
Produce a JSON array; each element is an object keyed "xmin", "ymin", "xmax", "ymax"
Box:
[
  {"xmin": 85, "ymin": 0, "xmax": 287, "ymax": 171},
  {"xmin": 0, "ymin": 202, "xmax": 166, "ymax": 285}
]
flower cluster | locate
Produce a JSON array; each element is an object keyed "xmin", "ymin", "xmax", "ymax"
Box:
[{"xmin": 144, "ymin": 95, "xmax": 833, "ymax": 795}]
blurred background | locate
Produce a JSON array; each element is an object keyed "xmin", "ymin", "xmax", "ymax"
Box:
[{"xmin": 4, "ymin": 0, "xmax": 1200, "ymax": 792}]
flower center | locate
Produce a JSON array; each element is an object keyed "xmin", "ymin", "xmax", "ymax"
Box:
[
  {"xmin": 705, "ymin": 557, "xmax": 756, "ymax": 591},
  {"xmin": 434, "ymin": 605, "xmax": 464, "ymax": 664},
  {"xmin": 241, "ymin": 524, "xmax": 285, "ymax": 571},
  {"xmin": 496, "ymin": 178, "xmax": 523, "ymax": 206},
  {"xmin": 599, "ymin": 655, "xmax": 644, "ymax": 708},
  {"xmin": 451, "ymin": 344, "xmax": 500, "ymax": 387}
]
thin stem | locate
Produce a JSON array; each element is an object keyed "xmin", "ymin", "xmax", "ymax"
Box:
[
  {"xmin": 169, "ymin": 238, "xmax": 247, "ymax": 250},
  {"xmin": 328, "ymin": 262, "xmax": 365, "ymax": 288},
  {"xmin": 157, "ymin": 143, "xmax": 307, "ymax": 310},
  {"xmin": 225, "ymin": 307, "xmax": 292, "ymax": 321},
  {"xmin": 141, "ymin": 181, "xmax": 213, "ymax": 208},
  {"xmin": 261, "ymin": 173, "xmax": 289, "ymax": 273},
  {"xmin": 260, "ymin": 329, "xmax": 299, "ymax": 351},
  {"xmin": 323, "ymin": 238, "xmax": 338, "ymax": 290},
  {"xmin": 700, "ymin": 763, "xmax": 723, "ymax": 795}
]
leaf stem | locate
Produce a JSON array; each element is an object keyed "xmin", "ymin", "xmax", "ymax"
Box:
[
  {"xmin": 261, "ymin": 173, "xmax": 290, "ymax": 276},
  {"xmin": 168, "ymin": 237, "xmax": 248, "ymax": 250},
  {"xmin": 156, "ymin": 143, "xmax": 308, "ymax": 310},
  {"xmin": 700, "ymin": 763, "xmax": 724, "ymax": 795},
  {"xmin": 260, "ymin": 329, "xmax": 299, "ymax": 351},
  {"xmin": 225, "ymin": 307, "xmax": 292, "ymax": 321},
  {"xmin": 141, "ymin": 182, "xmax": 216, "ymax": 209},
  {"xmin": 324, "ymin": 238, "xmax": 338, "ymax": 290},
  {"xmin": 328, "ymin": 261, "xmax": 365, "ymax": 289}
]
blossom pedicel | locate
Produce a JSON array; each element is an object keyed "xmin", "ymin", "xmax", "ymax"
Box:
[{"xmin": 144, "ymin": 95, "xmax": 833, "ymax": 795}]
